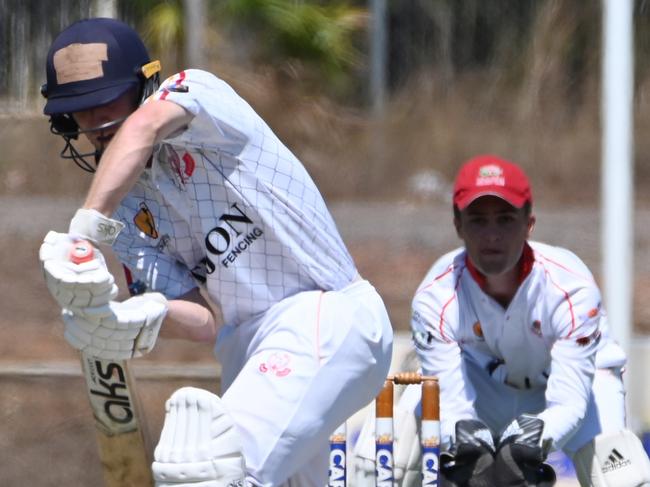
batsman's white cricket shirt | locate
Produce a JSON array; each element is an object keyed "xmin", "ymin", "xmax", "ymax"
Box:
[
  {"xmin": 112, "ymin": 69, "xmax": 357, "ymax": 326},
  {"xmin": 411, "ymin": 241, "xmax": 626, "ymax": 449}
]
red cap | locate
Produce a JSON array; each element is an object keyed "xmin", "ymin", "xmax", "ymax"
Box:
[{"xmin": 453, "ymin": 155, "xmax": 532, "ymax": 209}]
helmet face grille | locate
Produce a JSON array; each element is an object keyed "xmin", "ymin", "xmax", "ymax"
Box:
[{"xmin": 49, "ymin": 115, "xmax": 129, "ymax": 173}]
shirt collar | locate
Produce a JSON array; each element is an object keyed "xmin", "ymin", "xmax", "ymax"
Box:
[{"xmin": 465, "ymin": 242, "xmax": 535, "ymax": 291}]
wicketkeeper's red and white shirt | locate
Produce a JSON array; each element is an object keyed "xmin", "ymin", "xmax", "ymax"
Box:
[
  {"xmin": 112, "ymin": 69, "xmax": 357, "ymax": 325},
  {"xmin": 411, "ymin": 241, "xmax": 626, "ymax": 448}
]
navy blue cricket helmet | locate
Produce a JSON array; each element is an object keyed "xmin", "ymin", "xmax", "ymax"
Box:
[{"xmin": 42, "ymin": 18, "xmax": 161, "ymax": 171}]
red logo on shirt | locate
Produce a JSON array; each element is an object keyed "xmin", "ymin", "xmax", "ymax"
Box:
[
  {"xmin": 587, "ymin": 307, "xmax": 599, "ymax": 318},
  {"xmin": 531, "ymin": 320, "xmax": 542, "ymax": 337},
  {"xmin": 259, "ymin": 352, "xmax": 292, "ymax": 377},
  {"xmin": 170, "ymin": 150, "xmax": 196, "ymax": 184},
  {"xmin": 181, "ymin": 152, "xmax": 195, "ymax": 177}
]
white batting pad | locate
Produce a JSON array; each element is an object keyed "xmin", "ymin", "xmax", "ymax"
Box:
[
  {"xmin": 573, "ymin": 428, "xmax": 650, "ymax": 487},
  {"xmin": 39, "ymin": 231, "xmax": 118, "ymax": 308},
  {"xmin": 153, "ymin": 387, "xmax": 246, "ymax": 487}
]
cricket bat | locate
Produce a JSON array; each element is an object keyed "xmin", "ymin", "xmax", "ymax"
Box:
[
  {"xmin": 80, "ymin": 355, "xmax": 153, "ymax": 486},
  {"xmin": 70, "ymin": 241, "xmax": 154, "ymax": 486}
]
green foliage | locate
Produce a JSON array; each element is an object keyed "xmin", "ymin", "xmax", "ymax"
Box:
[
  {"xmin": 142, "ymin": 0, "xmax": 184, "ymax": 52},
  {"xmin": 119, "ymin": 0, "xmax": 367, "ymax": 97},
  {"xmin": 115, "ymin": 0, "xmax": 650, "ymax": 110},
  {"xmin": 216, "ymin": 0, "xmax": 367, "ymax": 75}
]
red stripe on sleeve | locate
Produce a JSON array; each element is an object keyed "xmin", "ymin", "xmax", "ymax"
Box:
[
  {"xmin": 159, "ymin": 71, "xmax": 187, "ymax": 101},
  {"xmin": 537, "ymin": 251, "xmax": 593, "ymax": 282},
  {"xmin": 416, "ymin": 266, "xmax": 454, "ymax": 295},
  {"xmin": 438, "ymin": 267, "xmax": 464, "ymax": 343},
  {"xmin": 544, "ymin": 268, "xmax": 577, "ymax": 337}
]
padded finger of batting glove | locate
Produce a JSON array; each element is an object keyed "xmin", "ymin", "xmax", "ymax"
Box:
[
  {"xmin": 62, "ymin": 293, "xmax": 168, "ymax": 359},
  {"xmin": 494, "ymin": 414, "xmax": 555, "ymax": 487},
  {"xmin": 440, "ymin": 419, "xmax": 496, "ymax": 487},
  {"xmin": 69, "ymin": 208, "xmax": 124, "ymax": 245},
  {"xmin": 153, "ymin": 387, "xmax": 246, "ymax": 487},
  {"xmin": 125, "ymin": 293, "xmax": 168, "ymax": 357},
  {"xmin": 40, "ymin": 231, "xmax": 118, "ymax": 308},
  {"xmin": 62, "ymin": 308, "xmax": 139, "ymax": 360}
]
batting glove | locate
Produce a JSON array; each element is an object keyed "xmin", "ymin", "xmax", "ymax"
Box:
[
  {"xmin": 39, "ymin": 231, "xmax": 118, "ymax": 309},
  {"xmin": 63, "ymin": 292, "xmax": 168, "ymax": 359}
]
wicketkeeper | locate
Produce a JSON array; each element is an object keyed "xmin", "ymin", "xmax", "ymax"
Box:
[
  {"xmin": 356, "ymin": 155, "xmax": 650, "ymax": 486},
  {"xmin": 415, "ymin": 155, "xmax": 650, "ymax": 486}
]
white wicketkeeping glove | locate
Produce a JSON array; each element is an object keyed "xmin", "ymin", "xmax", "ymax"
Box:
[
  {"xmin": 39, "ymin": 231, "xmax": 118, "ymax": 308},
  {"xmin": 62, "ymin": 292, "xmax": 168, "ymax": 359}
]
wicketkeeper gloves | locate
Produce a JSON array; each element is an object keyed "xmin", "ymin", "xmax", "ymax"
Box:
[
  {"xmin": 440, "ymin": 415, "xmax": 557, "ymax": 487},
  {"xmin": 440, "ymin": 419, "xmax": 497, "ymax": 487},
  {"xmin": 493, "ymin": 414, "xmax": 556, "ymax": 487}
]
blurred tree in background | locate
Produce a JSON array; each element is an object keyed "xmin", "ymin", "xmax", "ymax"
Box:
[
  {"xmin": 4, "ymin": 0, "xmax": 649, "ymax": 115},
  {"xmin": 3, "ymin": 0, "xmax": 650, "ymax": 202},
  {"xmin": 118, "ymin": 0, "xmax": 368, "ymax": 100},
  {"xmin": 112, "ymin": 1, "xmax": 649, "ymax": 117},
  {"xmin": 217, "ymin": 0, "xmax": 366, "ymax": 75}
]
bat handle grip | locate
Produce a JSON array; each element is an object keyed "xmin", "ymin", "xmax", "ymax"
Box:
[{"xmin": 69, "ymin": 239, "xmax": 95, "ymax": 264}]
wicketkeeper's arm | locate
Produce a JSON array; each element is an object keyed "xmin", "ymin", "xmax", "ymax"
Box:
[
  {"xmin": 538, "ymin": 285, "xmax": 602, "ymax": 450},
  {"xmin": 411, "ymin": 307, "xmax": 478, "ymax": 447}
]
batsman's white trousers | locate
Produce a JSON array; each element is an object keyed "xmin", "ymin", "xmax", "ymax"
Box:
[
  {"xmin": 465, "ymin": 359, "xmax": 626, "ymax": 456},
  {"xmin": 215, "ymin": 279, "xmax": 394, "ymax": 486}
]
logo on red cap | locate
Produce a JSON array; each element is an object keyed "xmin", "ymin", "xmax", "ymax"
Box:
[
  {"xmin": 453, "ymin": 155, "xmax": 532, "ymax": 209},
  {"xmin": 476, "ymin": 165, "xmax": 505, "ymax": 187}
]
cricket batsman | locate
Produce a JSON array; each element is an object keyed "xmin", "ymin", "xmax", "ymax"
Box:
[{"xmin": 38, "ymin": 17, "xmax": 393, "ymax": 486}]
